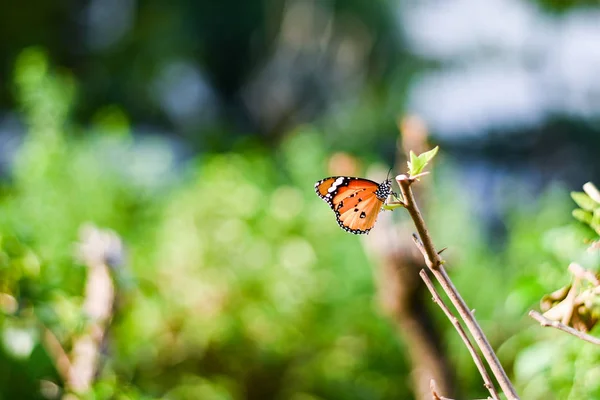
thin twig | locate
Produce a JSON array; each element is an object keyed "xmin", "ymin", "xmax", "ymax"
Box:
[
  {"xmin": 529, "ymin": 310, "xmax": 600, "ymax": 346},
  {"xmin": 42, "ymin": 327, "xmax": 72, "ymax": 382},
  {"xmin": 397, "ymin": 175, "xmax": 520, "ymax": 400},
  {"xmin": 363, "ymin": 127, "xmax": 455, "ymax": 400},
  {"xmin": 420, "ymin": 270, "xmax": 501, "ymax": 400},
  {"xmin": 38, "ymin": 225, "xmax": 122, "ymax": 398},
  {"xmin": 397, "ymin": 175, "xmax": 442, "ymax": 270},
  {"xmin": 68, "ymin": 225, "xmax": 121, "ymax": 394},
  {"xmin": 429, "ymin": 379, "xmax": 492, "ymax": 400},
  {"xmin": 430, "ymin": 379, "xmax": 453, "ymax": 400}
]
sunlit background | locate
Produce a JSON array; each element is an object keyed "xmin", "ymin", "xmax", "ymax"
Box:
[{"xmin": 1, "ymin": 0, "xmax": 600, "ymax": 399}]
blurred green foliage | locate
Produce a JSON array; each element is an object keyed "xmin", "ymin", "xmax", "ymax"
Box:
[
  {"xmin": 507, "ymin": 186, "xmax": 600, "ymax": 399},
  {"xmin": 572, "ymin": 184, "xmax": 600, "ymax": 238},
  {"xmin": 1, "ymin": 48, "xmax": 600, "ymax": 400},
  {"xmin": 0, "ymin": 0, "xmax": 404, "ymax": 150},
  {"xmin": 1, "ymin": 49, "xmax": 412, "ymax": 400}
]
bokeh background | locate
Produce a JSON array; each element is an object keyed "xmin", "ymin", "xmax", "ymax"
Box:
[{"xmin": 1, "ymin": 0, "xmax": 600, "ymax": 399}]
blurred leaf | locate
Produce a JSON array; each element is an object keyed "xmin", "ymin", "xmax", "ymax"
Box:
[
  {"xmin": 1, "ymin": 324, "xmax": 37, "ymax": 359},
  {"xmin": 583, "ymin": 182, "xmax": 600, "ymax": 204},
  {"xmin": 514, "ymin": 340, "xmax": 557, "ymax": 382},
  {"xmin": 5, "ymin": 44, "xmax": 600, "ymax": 399},
  {"xmin": 572, "ymin": 209, "xmax": 593, "ymax": 225},
  {"xmin": 571, "ymin": 192, "xmax": 598, "ymax": 212}
]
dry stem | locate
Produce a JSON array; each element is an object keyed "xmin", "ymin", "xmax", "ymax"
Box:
[
  {"xmin": 529, "ymin": 310, "xmax": 600, "ymax": 345},
  {"xmin": 43, "ymin": 327, "xmax": 72, "ymax": 382},
  {"xmin": 364, "ymin": 216, "xmax": 456, "ymax": 399},
  {"xmin": 430, "ymin": 379, "xmax": 492, "ymax": 400},
  {"xmin": 420, "ymin": 270, "xmax": 500, "ymax": 400},
  {"xmin": 530, "ymin": 262, "xmax": 600, "ymax": 343},
  {"xmin": 67, "ymin": 225, "xmax": 120, "ymax": 394},
  {"xmin": 42, "ymin": 224, "xmax": 121, "ymax": 397},
  {"xmin": 362, "ymin": 126, "xmax": 455, "ymax": 399},
  {"xmin": 396, "ymin": 174, "xmax": 519, "ymax": 400},
  {"xmin": 430, "ymin": 379, "xmax": 453, "ymax": 400}
]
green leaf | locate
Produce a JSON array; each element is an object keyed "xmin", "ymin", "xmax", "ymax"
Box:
[
  {"xmin": 594, "ymin": 208, "xmax": 600, "ymax": 224},
  {"xmin": 419, "ymin": 146, "xmax": 439, "ymax": 165},
  {"xmin": 591, "ymin": 209, "xmax": 600, "ymax": 235},
  {"xmin": 572, "ymin": 209, "xmax": 593, "ymax": 225},
  {"xmin": 571, "ymin": 192, "xmax": 599, "ymax": 212},
  {"xmin": 407, "ymin": 150, "xmax": 419, "ymax": 175},
  {"xmin": 407, "ymin": 146, "xmax": 439, "ymax": 176},
  {"xmin": 591, "ymin": 223, "xmax": 600, "ymax": 236}
]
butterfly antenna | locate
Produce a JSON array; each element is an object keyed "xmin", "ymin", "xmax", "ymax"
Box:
[{"xmin": 386, "ymin": 167, "xmax": 393, "ymax": 181}]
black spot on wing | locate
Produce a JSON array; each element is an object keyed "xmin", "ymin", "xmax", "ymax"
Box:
[{"xmin": 314, "ymin": 176, "xmax": 352, "ymax": 210}]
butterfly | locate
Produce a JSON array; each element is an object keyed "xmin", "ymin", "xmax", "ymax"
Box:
[{"xmin": 314, "ymin": 176, "xmax": 394, "ymax": 234}]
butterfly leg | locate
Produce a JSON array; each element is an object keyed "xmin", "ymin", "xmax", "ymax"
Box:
[{"xmin": 382, "ymin": 192, "xmax": 405, "ymax": 210}]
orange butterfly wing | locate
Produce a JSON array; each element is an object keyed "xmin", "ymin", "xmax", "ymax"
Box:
[
  {"xmin": 315, "ymin": 177, "xmax": 343, "ymax": 200},
  {"xmin": 314, "ymin": 177, "xmax": 388, "ymax": 234},
  {"xmin": 335, "ymin": 190, "xmax": 384, "ymax": 234}
]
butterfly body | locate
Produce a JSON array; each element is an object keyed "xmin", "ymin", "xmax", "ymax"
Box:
[{"xmin": 314, "ymin": 176, "xmax": 393, "ymax": 234}]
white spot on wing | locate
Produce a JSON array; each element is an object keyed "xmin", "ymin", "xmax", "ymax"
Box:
[{"xmin": 327, "ymin": 177, "xmax": 346, "ymax": 193}]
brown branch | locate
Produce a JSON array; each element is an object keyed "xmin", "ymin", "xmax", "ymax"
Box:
[
  {"xmin": 67, "ymin": 260, "xmax": 114, "ymax": 393},
  {"xmin": 430, "ymin": 379, "xmax": 453, "ymax": 400},
  {"xmin": 40, "ymin": 225, "xmax": 121, "ymax": 398},
  {"xmin": 529, "ymin": 310, "xmax": 600, "ymax": 346},
  {"xmin": 396, "ymin": 176, "xmax": 442, "ymax": 270},
  {"xmin": 365, "ymin": 221, "xmax": 455, "ymax": 399},
  {"xmin": 430, "ymin": 379, "xmax": 493, "ymax": 400},
  {"xmin": 363, "ymin": 230, "xmax": 456, "ymax": 400},
  {"xmin": 67, "ymin": 224, "xmax": 120, "ymax": 394},
  {"xmin": 397, "ymin": 175, "xmax": 519, "ymax": 400},
  {"xmin": 360, "ymin": 127, "xmax": 455, "ymax": 400},
  {"xmin": 420, "ymin": 270, "xmax": 500, "ymax": 400},
  {"xmin": 42, "ymin": 327, "xmax": 72, "ymax": 382}
]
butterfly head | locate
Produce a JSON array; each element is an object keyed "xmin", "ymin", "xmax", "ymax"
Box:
[{"xmin": 374, "ymin": 178, "xmax": 393, "ymax": 200}]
